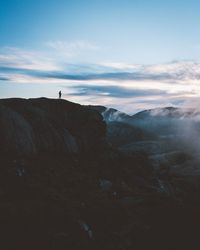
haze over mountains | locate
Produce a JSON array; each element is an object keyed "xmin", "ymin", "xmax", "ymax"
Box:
[{"xmin": 92, "ymin": 104, "xmax": 200, "ymax": 174}]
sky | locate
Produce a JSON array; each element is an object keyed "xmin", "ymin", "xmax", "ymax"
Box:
[{"xmin": 1, "ymin": 0, "xmax": 200, "ymax": 113}]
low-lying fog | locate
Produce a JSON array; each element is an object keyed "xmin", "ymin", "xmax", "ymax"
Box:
[{"xmin": 101, "ymin": 106, "xmax": 200, "ymax": 176}]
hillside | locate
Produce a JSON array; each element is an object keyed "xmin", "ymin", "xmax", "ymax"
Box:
[
  {"xmin": 0, "ymin": 98, "xmax": 106, "ymax": 156},
  {"xmin": 0, "ymin": 99, "xmax": 200, "ymax": 250}
]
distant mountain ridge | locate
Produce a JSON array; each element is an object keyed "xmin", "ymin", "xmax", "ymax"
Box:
[
  {"xmin": 88, "ymin": 105, "xmax": 131, "ymax": 123},
  {"xmin": 90, "ymin": 105, "xmax": 200, "ymax": 122},
  {"xmin": 133, "ymin": 106, "xmax": 200, "ymax": 119},
  {"xmin": 89, "ymin": 105, "xmax": 200, "ymax": 156}
]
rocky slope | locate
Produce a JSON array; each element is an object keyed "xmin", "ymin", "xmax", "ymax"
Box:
[
  {"xmin": 0, "ymin": 100, "xmax": 200, "ymax": 250},
  {"xmin": 0, "ymin": 98, "xmax": 106, "ymax": 156}
]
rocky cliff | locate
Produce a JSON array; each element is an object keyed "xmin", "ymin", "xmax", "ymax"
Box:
[
  {"xmin": 0, "ymin": 98, "xmax": 106, "ymax": 156},
  {"xmin": 0, "ymin": 100, "xmax": 200, "ymax": 250}
]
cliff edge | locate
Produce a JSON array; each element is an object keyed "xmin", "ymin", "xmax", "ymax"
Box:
[{"xmin": 0, "ymin": 98, "xmax": 106, "ymax": 156}]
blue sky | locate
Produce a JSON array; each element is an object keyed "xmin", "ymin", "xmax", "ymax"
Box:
[{"xmin": 1, "ymin": 0, "xmax": 200, "ymax": 113}]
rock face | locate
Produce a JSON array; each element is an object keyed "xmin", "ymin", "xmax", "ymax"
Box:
[
  {"xmin": 1, "ymin": 100, "xmax": 200, "ymax": 249},
  {"xmin": 0, "ymin": 98, "xmax": 106, "ymax": 156}
]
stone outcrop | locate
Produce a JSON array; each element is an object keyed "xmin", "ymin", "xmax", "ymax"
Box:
[{"xmin": 0, "ymin": 98, "xmax": 106, "ymax": 156}]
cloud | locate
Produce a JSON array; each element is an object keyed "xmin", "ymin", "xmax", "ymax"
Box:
[
  {"xmin": 29, "ymin": 60, "xmax": 200, "ymax": 85},
  {"xmin": 0, "ymin": 76, "xmax": 9, "ymax": 81},
  {"xmin": 1, "ymin": 45, "xmax": 200, "ymax": 113},
  {"xmin": 0, "ymin": 46, "xmax": 62, "ymax": 71},
  {"xmin": 1, "ymin": 46, "xmax": 200, "ymax": 85},
  {"xmin": 47, "ymin": 40, "xmax": 99, "ymax": 50},
  {"xmin": 67, "ymin": 84, "xmax": 166, "ymax": 98},
  {"xmin": 41, "ymin": 71, "xmax": 172, "ymax": 81},
  {"xmin": 46, "ymin": 40, "xmax": 100, "ymax": 57}
]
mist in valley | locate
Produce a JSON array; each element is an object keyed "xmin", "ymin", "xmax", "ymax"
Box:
[{"xmin": 101, "ymin": 106, "xmax": 200, "ymax": 178}]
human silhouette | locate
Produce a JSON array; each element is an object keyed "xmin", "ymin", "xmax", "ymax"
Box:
[{"xmin": 59, "ymin": 90, "xmax": 62, "ymax": 99}]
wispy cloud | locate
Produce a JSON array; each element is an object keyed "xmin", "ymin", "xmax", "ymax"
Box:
[
  {"xmin": 0, "ymin": 76, "xmax": 9, "ymax": 81},
  {"xmin": 46, "ymin": 40, "xmax": 100, "ymax": 57},
  {"xmin": 0, "ymin": 46, "xmax": 62, "ymax": 71},
  {"xmin": 1, "ymin": 45, "xmax": 200, "ymax": 113},
  {"xmin": 68, "ymin": 84, "xmax": 166, "ymax": 98},
  {"xmin": 35, "ymin": 60, "xmax": 200, "ymax": 85}
]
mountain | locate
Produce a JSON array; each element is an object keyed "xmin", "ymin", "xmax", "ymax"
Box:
[
  {"xmin": 90, "ymin": 105, "xmax": 200, "ymax": 173},
  {"xmin": 132, "ymin": 106, "xmax": 200, "ymax": 119},
  {"xmin": 133, "ymin": 107, "xmax": 180, "ymax": 119},
  {"xmin": 88, "ymin": 105, "xmax": 131, "ymax": 123},
  {"xmin": 91, "ymin": 105, "xmax": 200, "ymax": 122},
  {"xmin": 0, "ymin": 99, "xmax": 200, "ymax": 250}
]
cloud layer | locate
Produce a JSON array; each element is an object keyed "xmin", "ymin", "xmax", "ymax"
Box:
[{"xmin": 1, "ymin": 45, "xmax": 200, "ymax": 113}]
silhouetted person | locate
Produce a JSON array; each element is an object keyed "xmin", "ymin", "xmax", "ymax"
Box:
[{"xmin": 59, "ymin": 90, "xmax": 62, "ymax": 99}]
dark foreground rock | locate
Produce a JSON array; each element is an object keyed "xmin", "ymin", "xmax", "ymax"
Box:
[
  {"xmin": 0, "ymin": 98, "xmax": 200, "ymax": 250},
  {"xmin": 0, "ymin": 98, "xmax": 106, "ymax": 156}
]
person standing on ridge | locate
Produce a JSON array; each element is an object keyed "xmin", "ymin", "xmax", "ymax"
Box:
[{"xmin": 59, "ymin": 90, "xmax": 62, "ymax": 99}]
